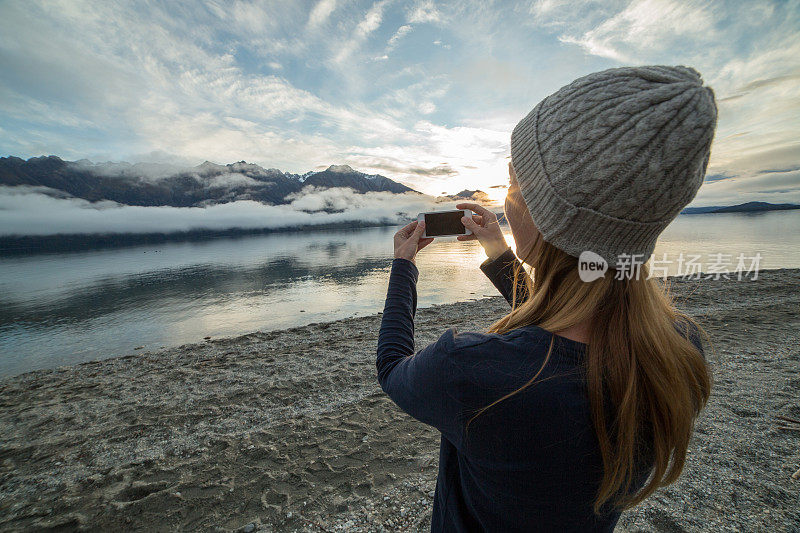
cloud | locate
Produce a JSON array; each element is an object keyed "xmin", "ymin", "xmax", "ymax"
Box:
[
  {"xmin": 526, "ymin": 0, "xmax": 800, "ymax": 207},
  {"xmin": 285, "ymin": 185, "xmax": 422, "ymax": 213},
  {"xmin": 407, "ymin": 0, "xmax": 441, "ymax": 24},
  {"xmin": 709, "ymin": 143, "xmax": 800, "ymax": 178},
  {"xmin": 308, "ymin": 0, "xmax": 337, "ymax": 29},
  {"xmin": 737, "ymin": 71, "xmax": 800, "ymax": 93},
  {"xmin": 334, "ymin": 0, "xmax": 389, "ymax": 63},
  {"xmin": 691, "ymin": 142, "xmax": 800, "ymax": 207},
  {"xmin": 418, "ymin": 101, "xmax": 436, "ymax": 114},
  {"xmin": 386, "ymin": 24, "xmax": 413, "ymax": 52},
  {"xmin": 0, "ymin": 185, "xmax": 456, "ymax": 237},
  {"xmin": 355, "ymin": 160, "xmax": 458, "ymax": 178},
  {"xmin": 357, "ymin": 1, "xmax": 387, "ymax": 36},
  {"xmin": 693, "ymin": 169, "xmax": 800, "ymax": 207},
  {"xmin": 0, "ymin": 0, "xmax": 798, "ymax": 207},
  {"xmin": 70, "ymin": 160, "xmax": 189, "ymax": 181},
  {"xmin": 555, "ymin": 0, "xmax": 717, "ymax": 63},
  {"xmin": 204, "ymin": 173, "xmax": 263, "ymax": 189},
  {"xmin": 0, "ymin": 0, "xmax": 410, "ymax": 172},
  {"xmin": 343, "ymin": 121, "xmax": 510, "ymax": 197}
]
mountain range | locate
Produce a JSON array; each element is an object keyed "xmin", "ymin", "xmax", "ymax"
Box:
[
  {"xmin": 0, "ymin": 156, "xmax": 419, "ymax": 207},
  {"xmin": 3, "ymin": 156, "xmax": 797, "ymax": 216}
]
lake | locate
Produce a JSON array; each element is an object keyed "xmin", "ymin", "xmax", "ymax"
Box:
[{"xmin": 2, "ymin": 210, "xmax": 799, "ymax": 377}]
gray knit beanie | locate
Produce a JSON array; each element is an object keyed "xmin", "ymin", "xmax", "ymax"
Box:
[{"xmin": 510, "ymin": 65, "xmax": 718, "ymax": 268}]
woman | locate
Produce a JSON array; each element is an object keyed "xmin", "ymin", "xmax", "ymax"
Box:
[{"xmin": 376, "ymin": 65, "xmax": 717, "ymax": 532}]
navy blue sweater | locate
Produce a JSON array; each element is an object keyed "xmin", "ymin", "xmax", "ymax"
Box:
[{"xmin": 377, "ymin": 249, "xmax": 627, "ymax": 532}]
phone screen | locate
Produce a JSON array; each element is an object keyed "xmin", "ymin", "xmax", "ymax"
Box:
[{"xmin": 424, "ymin": 210, "xmax": 466, "ymax": 236}]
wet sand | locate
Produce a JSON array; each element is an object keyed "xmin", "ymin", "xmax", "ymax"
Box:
[{"xmin": 1, "ymin": 269, "xmax": 799, "ymax": 532}]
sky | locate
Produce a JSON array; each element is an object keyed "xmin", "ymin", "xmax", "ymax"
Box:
[{"xmin": 1, "ymin": 0, "xmax": 799, "ymax": 206}]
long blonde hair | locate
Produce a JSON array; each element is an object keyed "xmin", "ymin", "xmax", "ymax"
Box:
[{"xmin": 469, "ymin": 235, "xmax": 711, "ymax": 513}]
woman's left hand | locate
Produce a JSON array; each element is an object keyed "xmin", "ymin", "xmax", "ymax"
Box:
[{"xmin": 394, "ymin": 221, "xmax": 434, "ymax": 263}]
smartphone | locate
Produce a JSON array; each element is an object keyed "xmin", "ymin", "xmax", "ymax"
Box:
[{"xmin": 416, "ymin": 209, "xmax": 474, "ymax": 238}]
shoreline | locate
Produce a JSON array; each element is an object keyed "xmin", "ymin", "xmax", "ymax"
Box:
[
  {"xmin": 0, "ymin": 220, "xmax": 401, "ymax": 256},
  {"xmin": 2, "ymin": 267, "xmax": 791, "ymax": 381},
  {"xmin": 1, "ymin": 269, "xmax": 798, "ymax": 531}
]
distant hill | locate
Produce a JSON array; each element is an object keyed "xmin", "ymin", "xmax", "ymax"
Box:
[
  {"xmin": 712, "ymin": 201, "xmax": 800, "ymax": 213},
  {"xmin": 681, "ymin": 201, "xmax": 800, "ymax": 214},
  {"xmin": 436, "ymin": 189, "xmax": 492, "ymax": 204},
  {"xmin": 0, "ymin": 156, "xmax": 419, "ymax": 207}
]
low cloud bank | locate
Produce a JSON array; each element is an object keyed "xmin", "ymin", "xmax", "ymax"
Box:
[
  {"xmin": 0, "ymin": 186, "xmax": 445, "ymax": 237},
  {"xmin": 691, "ymin": 169, "xmax": 800, "ymax": 207}
]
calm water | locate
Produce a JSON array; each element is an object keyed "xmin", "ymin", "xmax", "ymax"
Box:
[{"xmin": 1, "ymin": 211, "xmax": 799, "ymax": 377}]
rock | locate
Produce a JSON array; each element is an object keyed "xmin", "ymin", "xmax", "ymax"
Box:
[{"xmin": 242, "ymin": 523, "xmax": 255, "ymax": 533}]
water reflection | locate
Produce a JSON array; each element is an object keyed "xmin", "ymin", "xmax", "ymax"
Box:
[
  {"xmin": 1, "ymin": 255, "xmax": 396, "ymax": 327},
  {"xmin": 1, "ymin": 211, "xmax": 798, "ymax": 377},
  {"xmin": 0, "ymin": 226, "xmax": 507, "ymax": 376}
]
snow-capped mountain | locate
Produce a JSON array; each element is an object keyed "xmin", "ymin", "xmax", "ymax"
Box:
[{"xmin": 0, "ymin": 156, "xmax": 419, "ymax": 207}]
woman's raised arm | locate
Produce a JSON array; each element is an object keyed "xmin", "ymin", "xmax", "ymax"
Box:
[{"xmin": 455, "ymin": 203, "xmax": 530, "ymax": 307}]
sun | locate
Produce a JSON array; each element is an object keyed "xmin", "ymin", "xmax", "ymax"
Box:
[{"xmin": 484, "ymin": 186, "xmax": 508, "ymax": 207}]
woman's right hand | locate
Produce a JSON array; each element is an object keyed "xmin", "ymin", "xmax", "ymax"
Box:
[{"xmin": 455, "ymin": 203, "xmax": 509, "ymax": 261}]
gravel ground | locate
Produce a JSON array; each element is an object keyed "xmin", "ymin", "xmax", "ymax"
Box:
[{"xmin": 0, "ymin": 269, "xmax": 798, "ymax": 532}]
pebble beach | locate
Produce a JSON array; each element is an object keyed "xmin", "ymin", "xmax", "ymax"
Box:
[{"xmin": 1, "ymin": 268, "xmax": 799, "ymax": 532}]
